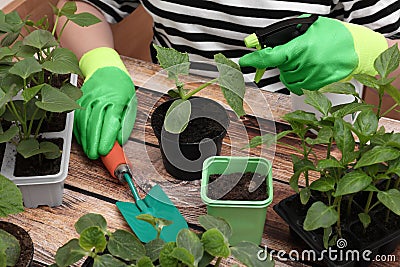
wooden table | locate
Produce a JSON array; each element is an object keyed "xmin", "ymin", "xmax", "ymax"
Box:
[{"xmin": 4, "ymin": 57, "xmax": 400, "ymax": 267}]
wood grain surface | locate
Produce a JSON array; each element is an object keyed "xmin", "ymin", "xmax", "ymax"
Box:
[{"xmin": 3, "ymin": 57, "xmax": 400, "ymax": 267}]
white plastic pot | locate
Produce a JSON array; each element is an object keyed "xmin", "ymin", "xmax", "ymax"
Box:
[
  {"xmin": 1, "ymin": 112, "xmax": 74, "ymax": 208},
  {"xmin": 0, "ymin": 75, "xmax": 77, "ymax": 208}
]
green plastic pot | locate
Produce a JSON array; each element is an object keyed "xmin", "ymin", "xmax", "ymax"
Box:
[{"xmin": 200, "ymin": 156, "xmax": 273, "ymax": 245}]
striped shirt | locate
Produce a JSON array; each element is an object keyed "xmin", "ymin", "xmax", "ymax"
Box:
[{"xmin": 83, "ymin": 0, "xmax": 400, "ymax": 93}]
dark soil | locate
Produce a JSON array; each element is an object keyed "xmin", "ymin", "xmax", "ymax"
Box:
[
  {"xmin": 0, "ymin": 221, "xmax": 34, "ymax": 267},
  {"xmin": 375, "ymin": 210, "xmax": 400, "ymax": 232},
  {"xmin": 207, "ymin": 172, "xmax": 267, "ymax": 201},
  {"xmin": 32, "ymin": 112, "xmax": 67, "ymax": 133},
  {"xmin": 350, "ymin": 221, "xmax": 386, "ymax": 244},
  {"xmin": 151, "ymin": 98, "xmax": 228, "ymax": 143},
  {"xmin": 14, "ymin": 138, "xmax": 63, "ymax": 177}
]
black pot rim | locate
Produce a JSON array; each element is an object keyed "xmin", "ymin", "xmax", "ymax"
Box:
[
  {"xmin": 0, "ymin": 221, "xmax": 34, "ymax": 267},
  {"xmin": 150, "ymin": 96, "xmax": 230, "ymax": 145}
]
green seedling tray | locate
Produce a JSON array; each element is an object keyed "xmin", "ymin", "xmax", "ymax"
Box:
[{"xmin": 200, "ymin": 156, "xmax": 273, "ymax": 245}]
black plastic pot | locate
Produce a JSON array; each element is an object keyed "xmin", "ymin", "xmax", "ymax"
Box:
[
  {"xmin": 0, "ymin": 221, "xmax": 34, "ymax": 267},
  {"xmin": 274, "ymin": 194, "xmax": 400, "ymax": 267},
  {"xmin": 151, "ymin": 97, "xmax": 229, "ymax": 180}
]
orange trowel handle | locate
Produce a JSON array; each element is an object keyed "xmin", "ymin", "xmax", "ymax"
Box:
[{"xmin": 101, "ymin": 141, "xmax": 130, "ymax": 178}]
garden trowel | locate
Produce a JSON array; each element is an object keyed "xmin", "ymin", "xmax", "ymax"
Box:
[{"xmin": 101, "ymin": 142, "xmax": 188, "ymax": 243}]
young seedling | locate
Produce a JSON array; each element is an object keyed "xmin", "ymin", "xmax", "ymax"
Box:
[
  {"xmin": 247, "ymin": 44, "xmax": 400, "ymax": 248},
  {"xmin": 0, "ymin": 1, "xmax": 100, "ymax": 160},
  {"xmin": 153, "ymin": 45, "xmax": 246, "ymax": 134}
]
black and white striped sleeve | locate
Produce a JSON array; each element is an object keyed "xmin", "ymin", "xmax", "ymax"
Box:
[
  {"xmin": 336, "ymin": 0, "xmax": 400, "ymax": 38},
  {"xmin": 81, "ymin": 0, "xmax": 140, "ymax": 24}
]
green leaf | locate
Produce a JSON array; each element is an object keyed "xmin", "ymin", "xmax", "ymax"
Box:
[
  {"xmin": 323, "ymin": 227, "xmax": 332, "ymax": 249},
  {"xmin": 93, "ymin": 254, "xmax": 127, "ymax": 267},
  {"xmin": 40, "ymin": 141, "xmax": 61, "ymax": 159},
  {"xmin": 289, "ymin": 171, "xmax": 301, "ymax": 193},
  {"xmin": 303, "ymin": 201, "xmax": 338, "ymax": 231},
  {"xmin": 334, "ymin": 171, "xmax": 372, "ymax": 197},
  {"xmin": 42, "ymin": 47, "xmax": 82, "ymax": 75},
  {"xmin": 9, "ymin": 57, "xmax": 42, "ymax": 79},
  {"xmin": 214, "ymin": 53, "xmax": 246, "ymax": 117},
  {"xmin": 283, "ymin": 110, "xmax": 317, "ymax": 125},
  {"xmin": 170, "ymin": 247, "xmax": 195, "ymax": 267},
  {"xmin": 382, "ymin": 83, "xmax": 400, "ymax": 105},
  {"xmin": 0, "ymin": 125, "xmax": 18, "ymax": 143},
  {"xmin": 303, "ymin": 90, "xmax": 332, "ymax": 116},
  {"xmin": 74, "ymin": 213, "xmax": 107, "ymax": 234},
  {"xmin": 387, "ymin": 160, "xmax": 400, "ymax": 176},
  {"xmin": 310, "ymin": 177, "xmax": 336, "ymax": 192},
  {"xmin": 332, "ymin": 102, "xmax": 374, "ymax": 118},
  {"xmin": 55, "ymin": 239, "xmax": 87, "ymax": 267},
  {"xmin": 198, "ymin": 214, "xmax": 232, "ymax": 240},
  {"xmin": 201, "ymin": 228, "xmax": 230, "ymax": 258},
  {"xmin": 22, "ymin": 84, "xmax": 43, "ymax": 102},
  {"xmin": 231, "ymin": 241, "xmax": 274, "ymax": 267},
  {"xmin": 319, "ymin": 82, "xmax": 358, "ymax": 96},
  {"xmin": 23, "ymin": 29, "xmax": 58, "ymax": 49},
  {"xmin": 306, "ymin": 126, "xmax": 333, "ymax": 145},
  {"xmin": 66, "ymin": 12, "xmax": 102, "ymax": 27},
  {"xmin": 198, "ymin": 252, "xmax": 214, "ymax": 267},
  {"xmin": 374, "ymin": 44, "xmax": 400, "ymax": 78},
  {"xmin": 167, "ymin": 89, "xmax": 180, "ymax": 98},
  {"xmin": 108, "ymin": 229, "xmax": 146, "ymax": 261},
  {"xmin": 145, "ymin": 238, "xmax": 165, "ymax": 262},
  {"xmin": 353, "ymin": 74, "xmax": 380, "ymax": 89},
  {"xmin": 138, "ymin": 256, "xmax": 155, "ymax": 267},
  {"xmin": 300, "ymin": 187, "xmax": 311, "ymax": 205},
  {"xmin": 60, "ymin": 83, "xmax": 82, "ymax": 101},
  {"xmin": 353, "ymin": 109, "xmax": 378, "ymax": 142},
  {"xmin": 333, "ymin": 118, "xmax": 355, "ymax": 159},
  {"xmin": 245, "ymin": 133, "xmax": 275, "ymax": 149},
  {"xmin": 176, "ymin": 229, "xmax": 203, "ymax": 266},
  {"xmin": 79, "ymin": 226, "xmax": 107, "ymax": 252},
  {"xmin": 36, "ymin": 84, "xmax": 82, "ymax": 112},
  {"xmin": 164, "ymin": 99, "xmax": 191, "ymax": 134},
  {"xmin": 60, "ymin": 1, "xmax": 77, "ymax": 15},
  {"xmin": 316, "ymin": 158, "xmax": 343, "ymax": 170},
  {"xmin": 358, "ymin": 213, "xmax": 371, "ymax": 229},
  {"xmin": 355, "ymin": 146, "xmax": 400, "ymax": 169},
  {"xmin": 0, "ymin": 174, "xmax": 24, "ymax": 218},
  {"xmin": 1, "ymin": 32, "xmax": 20, "ymax": 47},
  {"xmin": 154, "ymin": 44, "xmax": 190, "ymax": 81},
  {"xmin": 377, "ymin": 189, "xmax": 400, "ymax": 216},
  {"xmin": 0, "ymin": 229, "xmax": 20, "ymax": 266},
  {"xmin": 159, "ymin": 242, "xmax": 178, "ymax": 267}
]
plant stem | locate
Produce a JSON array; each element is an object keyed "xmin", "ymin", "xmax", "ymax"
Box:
[
  {"xmin": 364, "ymin": 191, "xmax": 374, "ymax": 214},
  {"xmin": 334, "ymin": 196, "xmax": 342, "ymax": 237},
  {"xmin": 368, "ymin": 201, "xmax": 381, "ymax": 213},
  {"xmin": 57, "ymin": 19, "xmax": 70, "ymax": 42},
  {"xmin": 9, "ymin": 102, "xmax": 26, "ymax": 138},
  {"xmin": 52, "ymin": 13, "xmax": 60, "ymax": 36},
  {"xmin": 27, "ymin": 108, "xmax": 40, "ymax": 136},
  {"xmin": 377, "ymin": 89, "xmax": 383, "ymax": 118},
  {"xmin": 381, "ymin": 103, "xmax": 399, "ymax": 118},
  {"xmin": 346, "ymin": 195, "xmax": 354, "ymax": 218},
  {"xmin": 34, "ymin": 112, "xmax": 46, "ymax": 139},
  {"xmin": 394, "ymin": 176, "xmax": 400, "ymax": 190},
  {"xmin": 276, "ymin": 142, "xmax": 304, "ymax": 154},
  {"xmin": 214, "ymin": 257, "xmax": 222, "ymax": 267},
  {"xmin": 182, "ymin": 78, "xmax": 218, "ymax": 100}
]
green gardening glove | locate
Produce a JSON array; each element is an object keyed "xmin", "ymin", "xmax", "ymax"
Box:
[
  {"xmin": 239, "ymin": 15, "xmax": 388, "ymax": 95},
  {"xmin": 75, "ymin": 47, "xmax": 137, "ymax": 159}
]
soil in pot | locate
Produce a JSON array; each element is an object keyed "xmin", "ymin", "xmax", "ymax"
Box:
[
  {"xmin": 151, "ymin": 98, "xmax": 227, "ymax": 144},
  {"xmin": 151, "ymin": 97, "xmax": 229, "ymax": 180},
  {"xmin": 32, "ymin": 112, "xmax": 67, "ymax": 133},
  {"xmin": 0, "ymin": 221, "xmax": 34, "ymax": 267},
  {"xmin": 14, "ymin": 138, "xmax": 63, "ymax": 177},
  {"xmin": 207, "ymin": 172, "xmax": 267, "ymax": 201}
]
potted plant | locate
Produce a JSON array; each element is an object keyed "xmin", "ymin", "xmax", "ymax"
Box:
[
  {"xmin": 0, "ymin": 174, "xmax": 34, "ymax": 267},
  {"xmin": 0, "ymin": 2, "xmax": 100, "ymax": 207},
  {"xmin": 200, "ymin": 156, "xmax": 273, "ymax": 246},
  {"xmin": 52, "ymin": 212, "xmax": 274, "ymax": 267},
  {"xmin": 150, "ymin": 45, "xmax": 246, "ymax": 180},
  {"xmin": 248, "ymin": 44, "xmax": 400, "ymax": 266}
]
